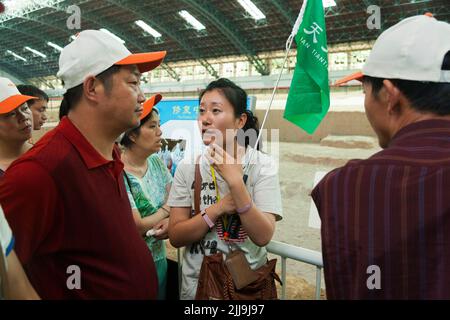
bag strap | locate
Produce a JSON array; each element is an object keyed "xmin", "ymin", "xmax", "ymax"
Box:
[{"xmin": 194, "ymin": 156, "xmax": 202, "ymax": 216}]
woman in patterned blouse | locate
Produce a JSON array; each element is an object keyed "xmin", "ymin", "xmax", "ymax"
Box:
[{"xmin": 120, "ymin": 95, "xmax": 173, "ymax": 300}]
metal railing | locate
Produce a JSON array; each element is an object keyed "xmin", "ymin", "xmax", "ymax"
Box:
[
  {"xmin": 266, "ymin": 240, "xmax": 323, "ymax": 300},
  {"xmin": 176, "ymin": 240, "xmax": 324, "ymax": 300}
]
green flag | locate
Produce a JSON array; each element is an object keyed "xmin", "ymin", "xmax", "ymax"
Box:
[{"xmin": 284, "ymin": 0, "xmax": 330, "ymax": 134}]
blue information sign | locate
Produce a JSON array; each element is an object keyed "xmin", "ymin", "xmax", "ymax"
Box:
[{"xmin": 156, "ymin": 97, "xmax": 254, "ymax": 125}]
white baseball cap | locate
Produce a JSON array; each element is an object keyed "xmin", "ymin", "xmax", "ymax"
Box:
[
  {"xmin": 0, "ymin": 77, "xmax": 37, "ymax": 114},
  {"xmin": 57, "ymin": 29, "xmax": 166, "ymax": 90},
  {"xmin": 335, "ymin": 14, "xmax": 450, "ymax": 85}
]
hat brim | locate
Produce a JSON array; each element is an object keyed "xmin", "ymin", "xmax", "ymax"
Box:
[
  {"xmin": 116, "ymin": 51, "xmax": 167, "ymax": 73},
  {"xmin": 334, "ymin": 72, "xmax": 364, "ymax": 86},
  {"xmin": 0, "ymin": 94, "xmax": 37, "ymax": 114},
  {"xmin": 140, "ymin": 93, "xmax": 162, "ymax": 120}
]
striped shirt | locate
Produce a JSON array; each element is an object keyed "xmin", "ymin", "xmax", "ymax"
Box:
[{"xmin": 312, "ymin": 119, "xmax": 450, "ymax": 299}]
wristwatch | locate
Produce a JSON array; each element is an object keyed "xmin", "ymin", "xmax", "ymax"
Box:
[{"xmin": 201, "ymin": 209, "xmax": 215, "ymax": 229}]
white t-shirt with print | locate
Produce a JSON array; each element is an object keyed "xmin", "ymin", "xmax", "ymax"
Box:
[{"xmin": 167, "ymin": 147, "xmax": 283, "ymax": 300}]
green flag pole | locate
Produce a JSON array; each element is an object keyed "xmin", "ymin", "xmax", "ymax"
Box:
[
  {"xmin": 243, "ymin": 0, "xmax": 308, "ymax": 178},
  {"xmin": 284, "ymin": 0, "xmax": 330, "ymax": 134}
]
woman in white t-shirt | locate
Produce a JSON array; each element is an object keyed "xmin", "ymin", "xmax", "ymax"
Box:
[{"xmin": 168, "ymin": 78, "xmax": 282, "ymax": 300}]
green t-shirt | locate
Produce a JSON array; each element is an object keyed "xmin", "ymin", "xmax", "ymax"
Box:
[{"xmin": 124, "ymin": 154, "xmax": 172, "ymax": 262}]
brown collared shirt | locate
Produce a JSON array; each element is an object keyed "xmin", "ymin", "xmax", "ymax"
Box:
[{"xmin": 312, "ymin": 119, "xmax": 450, "ymax": 299}]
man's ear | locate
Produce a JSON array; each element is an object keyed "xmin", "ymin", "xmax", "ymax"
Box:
[
  {"xmin": 383, "ymin": 79, "xmax": 402, "ymax": 115},
  {"xmin": 82, "ymin": 76, "xmax": 102, "ymax": 103}
]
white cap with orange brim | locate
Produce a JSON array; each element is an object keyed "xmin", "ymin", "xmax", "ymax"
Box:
[
  {"xmin": 335, "ymin": 14, "xmax": 450, "ymax": 86},
  {"xmin": 57, "ymin": 30, "xmax": 166, "ymax": 91},
  {"xmin": 0, "ymin": 77, "xmax": 37, "ymax": 114},
  {"xmin": 334, "ymin": 72, "xmax": 363, "ymax": 86},
  {"xmin": 140, "ymin": 94, "xmax": 162, "ymax": 120}
]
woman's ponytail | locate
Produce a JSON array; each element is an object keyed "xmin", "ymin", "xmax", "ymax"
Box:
[{"xmin": 241, "ymin": 110, "xmax": 261, "ymax": 150}]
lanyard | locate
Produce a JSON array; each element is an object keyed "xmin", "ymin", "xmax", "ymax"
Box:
[
  {"xmin": 210, "ymin": 165, "xmax": 221, "ymax": 201},
  {"xmin": 210, "ymin": 165, "xmax": 234, "ymax": 241}
]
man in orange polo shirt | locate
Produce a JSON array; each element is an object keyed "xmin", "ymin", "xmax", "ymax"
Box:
[{"xmin": 0, "ymin": 30, "xmax": 166, "ymax": 299}]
